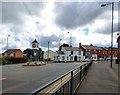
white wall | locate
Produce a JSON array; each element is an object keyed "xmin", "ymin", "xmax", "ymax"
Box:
[{"xmin": 54, "ymin": 47, "xmax": 84, "ymax": 62}]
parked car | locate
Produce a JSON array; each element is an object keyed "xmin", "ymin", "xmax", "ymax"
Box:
[
  {"xmin": 98, "ymin": 58, "xmax": 104, "ymax": 61},
  {"xmin": 83, "ymin": 58, "xmax": 91, "ymax": 62},
  {"xmin": 106, "ymin": 57, "xmax": 111, "ymax": 60}
]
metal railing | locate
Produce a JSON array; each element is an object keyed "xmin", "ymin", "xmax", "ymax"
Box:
[{"xmin": 32, "ymin": 61, "xmax": 93, "ymax": 95}]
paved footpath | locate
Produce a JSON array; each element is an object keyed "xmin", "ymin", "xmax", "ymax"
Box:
[{"xmin": 76, "ymin": 60, "xmax": 119, "ymax": 94}]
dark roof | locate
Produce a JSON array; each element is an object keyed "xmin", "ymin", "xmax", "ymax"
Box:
[
  {"xmin": 63, "ymin": 47, "xmax": 81, "ymax": 51},
  {"xmin": 4, "ymin": 49, "xmax": 22, "ymax": 53},
  {"xmin": 82, "ymin": 45, "xmax": 102, "ymax": 50},
  {"xmin": 57, "ymin": 51, "xmax": 64, "ymax": 55},
  {"xmin": 32, "ymin": 39, "xmax": 39, "ymax": 43}
]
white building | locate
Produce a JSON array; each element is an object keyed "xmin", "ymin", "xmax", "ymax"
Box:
[
  {"xmin": 54, "ymin": 47, "xmax": 84, "ymax": 62},
  {"xmin": 44, "ymin": 50, "xmax": 55, "ymax": 61}
]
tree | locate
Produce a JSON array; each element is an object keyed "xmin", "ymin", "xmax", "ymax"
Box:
[
  {"xmin": 59, "ymin": 43, "xmax": 69, "ymax": 50},
  {"xmin": 23, "ymin": 49, "xmax": 34, "ymax": 59},
  {"xmin": 0, "ymin": 56, "xmax": 8, "ymax": 65}
]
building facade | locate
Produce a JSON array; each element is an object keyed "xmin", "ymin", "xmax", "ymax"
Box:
[
  {"xmin": 31, "ymin": 39, "xmax": 43, "ymax": 61},
  {"xmin": 117, "ymin": 36, "xmax": 120, "ymax": 63},
  {"xmin": 79, "ymin": 43, "xmax": 118, "ymax": 60},
  {"xmin": 54, "ymin": 47, "xmax": 84, "ymax": 62},
  {"xmin": 43, "ymin": 50, "xmax": 55, "ymax": 61},
  {"xmin": 3, "ymin": 49, "xmax": 23, "ymax": 58},
  {"xmin": 79, "ymin": 43, "xmax": 102, "ymax": 60}
]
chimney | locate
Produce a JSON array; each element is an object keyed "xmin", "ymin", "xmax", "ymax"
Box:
[
  {"xmin": 79, "ymin": 43, "xmax": 81, "ymax": 48},
  {"xmin": 90, "ymin": 44, "xmax": 93, "ymax": 46}
]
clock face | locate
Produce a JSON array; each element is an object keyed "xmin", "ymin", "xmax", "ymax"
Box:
[{"xmin": 32, "ymin": 44, "xmax": 36, "ymax": 48}]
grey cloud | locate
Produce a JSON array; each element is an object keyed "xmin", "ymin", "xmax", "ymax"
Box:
[
  {"xmin": 37, "ymin": 34, "xmax": 65, "ymax": 49},
  {"xmin": 54, "ymin": 2, "xmax": 118, "ymax": 30},
  {"xmin": 1, "ymin": 2, "xmax": 44, "ymax": 36},
  {"xmin": 96, "ymin": 22, "xmax": 119, "ymax": 35},
  {"xmin": 2, "ymin": 2, "xmax": 44, "ymax": 24},
  {"xmin": 54, "ymin": 2, "xmax": 110, "ymax": 29}
]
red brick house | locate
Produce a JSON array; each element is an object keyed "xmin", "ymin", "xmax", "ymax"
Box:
[
  {"xmin": 79, "ymin": 43, "xmax": 102, "ymax": 60},
  {"xmin": 117, "ymin": 36, "xmax": 120, "ymax": 63},
  {"xmin": 79, "ymin": 43, "xmax": 118, "ymax": 60},
  {"xmin": 3, "ymin": 49, "xmax": 23, "ymax": 58}
]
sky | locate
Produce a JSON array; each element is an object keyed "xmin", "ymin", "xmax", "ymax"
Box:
[{"xmin": 0, "ymin": 0, "xmax": 120, "ymax": 53}]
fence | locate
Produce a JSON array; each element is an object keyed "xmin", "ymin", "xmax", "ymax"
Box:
[{"xmin": 32, "ymin": 61, "xmax": 93, "ymax": 95}]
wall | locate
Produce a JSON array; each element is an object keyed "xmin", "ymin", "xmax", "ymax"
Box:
[
  {"xmin": 15, "ymin": 51, "xmax": 23, "ymax": 58},
  {"xmin": 44, "ymin": 50, "xmax": 55, "ymax": 61}
]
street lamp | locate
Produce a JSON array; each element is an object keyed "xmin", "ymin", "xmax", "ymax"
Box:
[
  {"xmin": 7, "ymin": 35, "xmax": 10, "ymax": 50},
  {"xmin": 68, "ymin": 32, "xmax": 72, "ymax": 47},
  {"xmin": 59, "ymin": 39, "xmax": 62, "ymax": 50},
  {"xmin": 58, "ymin": 39, "xmax": 62, "ymax": 62},
  {"xmin": 47, "ymin": 41, "xmax": 50, "ymax": 63},
  {"xmin": 101, "ymin": 2, "xmax": 114, "ymax": 68},
  {"xmin": 68, "ymin": 32, "xmax": 72, "ymax": 62}
]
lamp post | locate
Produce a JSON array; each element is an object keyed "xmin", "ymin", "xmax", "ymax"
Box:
[
  {"xmin": 68, "ymin": 32, "xmax": 72, "ymax": 47},
  {"xmin": 101, "ymin": 2, "xmax": 114, "ymax": 68},
  {"xmin": 47, "ymin": 41, "xmax": 50, "ymax": 63},
  {"xmin": 68, "ymin": 32, "xmax": 72, "ymax": 62},
  {"xmin": 58, "ymin": 39, "xmax": 62, "ymax": 62},
  {"xmin": 7, "ymin": 35, "xmax": 10, "ymax": 50}
]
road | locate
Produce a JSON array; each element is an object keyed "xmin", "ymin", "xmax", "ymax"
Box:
[{"xmin": 2, "ymin": 62, "xmax": 86, "ymax": 94}]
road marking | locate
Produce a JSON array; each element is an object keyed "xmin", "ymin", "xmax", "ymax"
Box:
[
  {"xmin": 0, "ymin": 78, "xmax": 7, "ymax": 80},
  {"xmin": 42, "ymin": 73, "xmax": 71, "ymax": 94}
]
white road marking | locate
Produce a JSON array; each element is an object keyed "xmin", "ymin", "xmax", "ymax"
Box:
[{"xmin": 0, "ymin": 78, "xmax": 7, "ymax": 80}]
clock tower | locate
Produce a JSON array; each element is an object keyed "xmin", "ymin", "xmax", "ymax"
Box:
[{"xmin": 31, "ymin": 39, "xmax": 39, "ymax": 50}]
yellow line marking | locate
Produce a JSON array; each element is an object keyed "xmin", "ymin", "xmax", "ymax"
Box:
[
  {"xmin": 45, "ymin": 69, "xmax": 80, "ymax": 94},
  {"xmin": 43, "ymin": 74, "xmax": 71, "ymax": 94}
]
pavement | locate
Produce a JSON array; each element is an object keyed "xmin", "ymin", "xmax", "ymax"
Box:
[{"xmin": 76, "ymin": 60, "xmax": 119, "ymax": 94}]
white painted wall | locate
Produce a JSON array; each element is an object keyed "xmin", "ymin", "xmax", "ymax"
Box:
[{"xmin": 54, "ymin": 47, "xmax": 84, "ymax": 62}]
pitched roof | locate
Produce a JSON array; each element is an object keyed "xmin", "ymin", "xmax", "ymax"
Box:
[
  {"xmin": 82, "ymin": 45, "xmax": 102, "ymax": 50},
  {"xmin": 56, "ymin": 51, "xmax": 64, "ymax": 55},
  {"xmin": 4, "ymin": 49, "xmax": 22, "ymax": 53},
  {"xmin": 32, "ymin": 39, "xmax": 39, "ymax": 43},
  {"xmin": 63, "ymin": 47, "xmax": 81, "ymax": 51}
]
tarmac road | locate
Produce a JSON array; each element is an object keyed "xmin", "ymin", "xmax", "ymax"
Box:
[{"xmin": 2, "ymin": 62, "xmax": 85, "ymax": 94}]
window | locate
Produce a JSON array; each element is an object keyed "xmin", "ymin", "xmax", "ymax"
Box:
[
  {"xmin": 67, "ymin": 56, "xmax": 69, "ymax": 60},
  {"xmin": 70, "ymin": 56, "xmax": 73, "ymax": 60},
  {"xmin": 10, "ymin": 53, "xmax": 14, "ymax": 57},
  {"xmin": 79, "ymin": 57, "xmax": 81, "ymax": 61},
  {"xmin": 62, "ymin": 56, "xmax": 65, "ymax": 60}
]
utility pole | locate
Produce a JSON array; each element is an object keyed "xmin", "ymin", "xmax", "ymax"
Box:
[
  {"xmin": 58, "ymin": 39, "xmax": 62, "ymax": 62},
  {"xmin": 68, "ymin": 32, "xmax": 72, "ymax": 62},
  {"xmin": 7, "ymin": 35, "xmax": 10, "ymax": 50},
  {"xmin": 101, "ymin": 2, "xmax": 114, "ymax": 68},
  {"xmin": 47, "ymin": 41, "xmax": 50, "ymax": 63}
]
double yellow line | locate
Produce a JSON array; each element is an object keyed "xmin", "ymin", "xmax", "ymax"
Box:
[
  {"xmin": 40, "ymin": 68, "xmax": 81, "ymax": 94},
  {"xmin": 44, "ymin": 74, "xmax": 71, "ymax": 94}
]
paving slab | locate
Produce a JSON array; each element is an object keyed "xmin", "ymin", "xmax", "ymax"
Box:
[{"xmin": 76, "ymin": 61, "xmax": 119, "ymax": 94}]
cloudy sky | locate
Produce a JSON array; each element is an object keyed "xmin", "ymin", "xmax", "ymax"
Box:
[{"xmin": 1, "ymin": 0, "xmax": 120, "ymax": 53}]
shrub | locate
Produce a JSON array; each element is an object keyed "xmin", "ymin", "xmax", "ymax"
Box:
[{"xmin": 0, "ymin": 56, "xmax": 8, "ymax": 65}]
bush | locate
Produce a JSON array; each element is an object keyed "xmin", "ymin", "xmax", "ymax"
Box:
[
  {"xmin": 0, "ymin": 56, "xmax": 8, "ymax": 65},
  {"xmin": 7, "ymin": 57, "xmax": 28, "ymax": 64}
]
